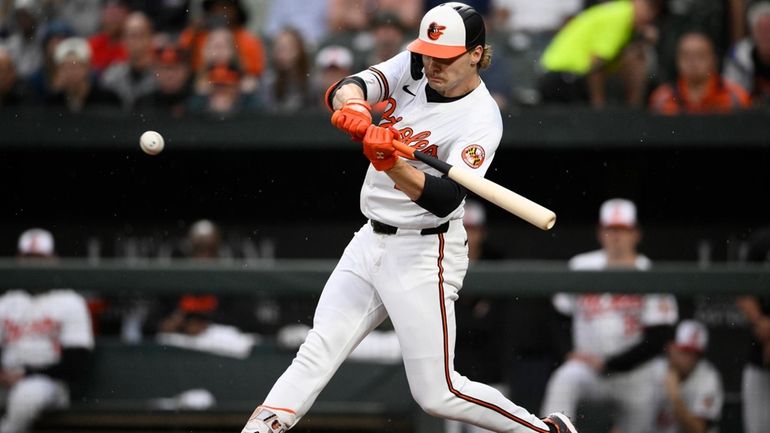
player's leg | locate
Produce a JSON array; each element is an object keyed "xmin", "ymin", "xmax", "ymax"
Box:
[
  {"xmin": 540, "ymin": 360, "xmax": 601, "ymax": 420},
  {"xmin": 375, "ymin": 223, "xmax": 550, "ymax": 433},
  {"xmin": 247, "ymin": 226, "xmax": 388, "ymax": 430},
  {"xmin": 742, "ymin": 364, "xmax": 770, "ymax": 433},
  {"xmin": 0, "ymin": 375, "xmax": 67, "ymax": 433},
  {"xmin": 610, "ymin": 362, "xmax": 659, "ymax": 433}
]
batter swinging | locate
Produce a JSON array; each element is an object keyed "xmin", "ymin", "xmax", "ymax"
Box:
[{"xmin": 241, "ymin": 4, "xmax": 575, "ymax": 433}]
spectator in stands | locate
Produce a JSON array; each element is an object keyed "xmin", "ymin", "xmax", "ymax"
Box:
[
  {"xmin": 260, "ymin": 28, "xmax": 312, "ymax": 113},
  {"xmin": 649, "ymin": 31, "xmax": 750, "ymax": 114},
  {"xmin": 129, "ymin": 0, "xmax": 191, "ymax": 36},
  {"xmin": 375, "ymin": 0, "xmax": 422, "ymax": 30},
  {"xmin": 184, "ymin": 219, "xmax": 222, "ymax": 259},
  {"xmin": 647, "ymin": 320, "xmax": 724, "ymax": 433},
  {"xmin": 88, "ymin": 0, "xmax": 129, "ymax": 73},
  {"xmin": 463, "ymin": 199, "xmax": 504, "ymax": 261},
  {"xmin": 46, "ymin": 37, "xmax": 122, "ymax": 113},
  {"xmin": 724, "ymin": 2, "xmax": 770, "ymax": 106},
  {"xmin": 736, "ymin": 226, "xmax": 770, "ymax": 433},
  {"xmin": 263, "ymin": 0, "xmax": 329, "ymax": 50},
  {"xmin": 538, "ymin": 0, "xmax": 664, "ymax": 108},
  {"xmin": 101, "ymin": 12, "xmax": 156, "ymax": 110},
  {"xmin": 491, "ymin": 0, "xmax": 582, "ymax": 104},
  {"xmin": 655, "ymin": 0, "xmax": 747, "ymax": 84},
  {"xmin": 360, "ymin": 11, "xmax": 407, "ymax": 69},
  {"xmin": 179, "ymin": 0, "xmax": 265, "ymax": 77},
  {"xmin": 0, "ymin": 44, "xmax": 27, "ymax": 106},
  {"xmin": 0, "ymin": 228, "xmax": 94, "ymax": 433},
  {"xmin": 134, "ymin": 43, "xmax": 192, "ymax": 117},
  {"xmin": 26, "ymin": 20, "xmax": 73, "ymax": 100},
  {"xmin": 42, "ymin": 0, "xmax": 101, "ymax": 37},
  {"xmin": 189, "ymin": 62, "xmax": 257, "ymax": 115},
  {"xmin": 3, "ymin": 0, "xmax": 43, "ymax": 79},
  {"xmin": 312, "ymin": 45, "xmax": 353, "ymax": 108},
  {"xmin": 541, "ymin": 198, "xmax": 679, "ymax": 433},
  {"xmin": 327, "ymin": 0, "xmax": 369, "ymax": 34}
]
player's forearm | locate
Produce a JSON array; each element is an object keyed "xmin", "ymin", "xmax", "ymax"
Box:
[
  {"xmin": 332, "ymin": 83, "xmax": 366, "ymax": 110},
  {"xmin": 386, "ymin": 158, "xmax": 425, "ymax": 201}
]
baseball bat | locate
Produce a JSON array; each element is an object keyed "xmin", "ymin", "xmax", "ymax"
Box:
[{"xmin": 392, "ymin": 140, "xmax": 556, "ymax": 230}]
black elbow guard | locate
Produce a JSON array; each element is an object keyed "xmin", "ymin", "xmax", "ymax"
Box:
[{"xmin": 415, "ymin": 174, "xmax": 467, "ymax": 217}]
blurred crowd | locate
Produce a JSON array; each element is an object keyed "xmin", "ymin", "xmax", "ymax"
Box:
[{"xmin": 0, "ymin": 0, "xmax": 769, "ymax": 116}]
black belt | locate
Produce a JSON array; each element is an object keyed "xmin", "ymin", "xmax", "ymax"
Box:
[{"xmin": 370, "ymin": 220, "xmax": 450, "ymax": 235}]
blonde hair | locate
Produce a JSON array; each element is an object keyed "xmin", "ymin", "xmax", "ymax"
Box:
[{"xmin": 478, "ymin": 44, "xmax": 493, "ymax": 70}]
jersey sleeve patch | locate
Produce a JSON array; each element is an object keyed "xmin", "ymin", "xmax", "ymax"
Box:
[{"xmin": 461, "ymin": 144, "xmax": 485, "ymax": 169}]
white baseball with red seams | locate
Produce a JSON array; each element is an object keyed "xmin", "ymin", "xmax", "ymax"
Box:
[{"xmin": 248, "ymin": 4, "xmax": 553, "ymax": 433}]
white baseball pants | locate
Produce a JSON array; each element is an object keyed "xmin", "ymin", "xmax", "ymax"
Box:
[
  {"xmin": 742, "ymin": 364, "xmax": 770, "ymax": 433},
  {"xmin": 0, "ymin": 375, "xmax": 68, "ymax": 433},
  {"xmin": 262, "ymin": 221, "xmax": 549, "ymax": 433}
]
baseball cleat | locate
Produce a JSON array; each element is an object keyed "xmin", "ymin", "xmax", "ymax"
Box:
[
  {"xmin": 542, "ymin": 412, "xmax": 578, "ymax": 433},
  {"xmin": 242, "ymin": 408, "xmax": 287, "ymax": 433}
]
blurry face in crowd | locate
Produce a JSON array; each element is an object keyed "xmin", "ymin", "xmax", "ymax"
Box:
[
  {"xmin": 0, "ymin": 50, "xmax": 16, "ymax": 93},
  {"xmin": 597, "ymin": 226, "xmax": 641, "ymax": 262},
  {"xmin": 209, "ymin": 82, "xmax": 240, "ymax": 113},
  {"xmin": 204, "ymin": 28, "xmax": 236, "ymax": 66},
  {"xmin": 14, "ymin": 9, "xmax": 37, "ymax": 36},
  {"xmin": 677, "ymin": 33, "xmax": 716, "ymax": 84},
  {"xmin": 157, "ymin": 63, "xmax": 189, "ymax": 94},
  {"xmin": 373, "ymin": 25, "xmax": 405, "ymax": 59},
  {"xmin": 56, "ymin": 56, "xmax": 91, "ymax": 90},
  {"xmin": 209, "ymin": 2, "xmax": 238, "ymax": 27},
  {"xmin": 102, "ymin": 3, "xmax": 129, "ymax": 37},
  {"xmin": 668, "ymin": 345, "xmax": 701, "ymax": 378},
  {"xmin": 633, "ymin": 0, "xmax": 659, "ymax": 28},
  {"xmin": 272, "ymin": 30, "xmax": 303, "ymax": 71},
  {"xmin": 123, "ymin": 14, "xmax": 153, "ymax": 61},
  {"xmin": 422, "ymin": 45, "xmax": 482, "ymax": 97},
  {"xmin": 753, "ymin": 14, "xmax": 770, "ymax": 51}
]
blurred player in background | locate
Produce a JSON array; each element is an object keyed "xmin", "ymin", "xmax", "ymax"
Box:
[
  {"xmin": 542, "ymin": 198, "xmax": 679, "ymax": 433},
  {"xmin": 736, "ymin": 226, "xmax": 770, "ymax": 433},
  {"xmin": 647, "ymin": 320, "xmax": 723, "ymax": 433},
  {"xmin": 0, "ymin": 229, "xmax": 94, "ymax": 433},
  {"xmin": 242, "ymin": 4, "xmax": 576, "ymax": 433}
]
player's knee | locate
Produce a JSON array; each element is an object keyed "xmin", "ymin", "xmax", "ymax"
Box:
[{"xmin": 411, "ymin": 388, "xmax": 453, "ymax": 418}]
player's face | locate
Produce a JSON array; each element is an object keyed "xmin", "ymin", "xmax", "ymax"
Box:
[
  {"xmin": 422, "ymin": 45, "xmax": 482, "ymax": 97},
  {"xmin": 598, "ymin": 226, "xmax": 640, "ymax": 259},
  {"xmin": 668, "ymin": 346, "xmax": 700, "ymax": 377}
]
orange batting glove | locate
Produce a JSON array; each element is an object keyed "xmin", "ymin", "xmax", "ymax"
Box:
[
  {"xmin": 363, "ymin": 125, "xmax": 398, "ymax": 171},
  {"xmin": 331, "ymin": 98, "xmax": 372, "ymax": 140}
]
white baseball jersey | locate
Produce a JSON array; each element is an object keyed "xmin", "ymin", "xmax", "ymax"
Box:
[
  {"xmin": 0, "ymin": 289, "xmax": 94, "ymax": 370},
  {"xmin": 352, "ymin": 50, "xmax": 503, "ymax": 229},
  {"xmin": 650, "ymin": 358, "xmax": 724, "ymax": 433},
  {"xmin": 553, "ymin": 250, "xmax": 678, "ymax": 358}
]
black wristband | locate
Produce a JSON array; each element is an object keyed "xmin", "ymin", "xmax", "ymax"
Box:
[
  {"xmin": 326, "ymin": 77, "xmax": 367, "ymax": 110},
  {"xmin": 415, "ymin": 174, "xmax": 467, "ymax": 217}
]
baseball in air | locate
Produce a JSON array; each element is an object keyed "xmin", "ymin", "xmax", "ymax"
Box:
[{"xmin": 140, "ymin": 130, "xmax": 164, "ymax": 155}]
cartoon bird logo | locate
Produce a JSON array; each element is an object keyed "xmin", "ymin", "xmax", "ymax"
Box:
[{"xmin": 427, "ymin": 22, "xmax": 446, "ymax": 41}]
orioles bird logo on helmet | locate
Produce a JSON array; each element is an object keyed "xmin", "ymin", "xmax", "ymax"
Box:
[{"xmin": 427, "ymin": 22, "xmax": 446, "ymax": 41}]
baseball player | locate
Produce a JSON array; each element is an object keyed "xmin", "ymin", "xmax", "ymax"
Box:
[
  {"xmin": 0, "ymin": 229, "xmax": 94, "ymax": 433},
  {"xmin": 647, "ymin": 320, "xmax": 723, "ymax": 433},
  {"xmin": 242, "ymin": 4, "xmax": 576, "ymax": 433},
  {"xmin": 541, "ymin": 199, "xmax": 679, "ymax": 433},
  {"xmin": 736, "ymin": 226, "xmax": 770, "ymax": 433}
]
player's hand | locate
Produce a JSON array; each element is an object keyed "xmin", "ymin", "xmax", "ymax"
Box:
[
  {"xmin": 664, "ymin": 367, "xmax": 681, "ymax": 398},
  {"xmin": 331, "ymin": 98, "xmax": 372, "ymax": 140},
  {"xmin": 363, "ymin": 125, "xmax": 397, "ymax": 171}
]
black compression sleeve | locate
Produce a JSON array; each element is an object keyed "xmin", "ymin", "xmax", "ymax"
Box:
[
  {"xmin": 27, "ymin": 347, "xmax": 92, "ymax": 384},
  {"xmin": 604, "ymin": 325, "xmax": 674, "ymax": 373},
  {"xmin": 326, "ymin": 76, "xmax": 367, "ymax": 109},
  {"xmin": 415, "ymin": 174, "xmax": 467, "ymax": 217}
]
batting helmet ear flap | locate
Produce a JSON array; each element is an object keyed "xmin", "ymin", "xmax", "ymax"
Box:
[{"xmin": 410, "ymin": 52, "xmax": 424, "ymax": 80}]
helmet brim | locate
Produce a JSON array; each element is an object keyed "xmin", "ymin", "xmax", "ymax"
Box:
[{"xmin": 407, "ymin": 38, "xmax": 467, "ymax": 59}]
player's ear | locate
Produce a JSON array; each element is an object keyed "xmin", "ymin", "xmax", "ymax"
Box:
[{"xmin": 469, "ymin": 45, "xmax": 483, "ymax": 66}]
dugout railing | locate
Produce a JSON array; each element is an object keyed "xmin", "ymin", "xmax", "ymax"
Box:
[{"xmin": 1, "ymin": 260, "xmax": 767, "ymax": 433}]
